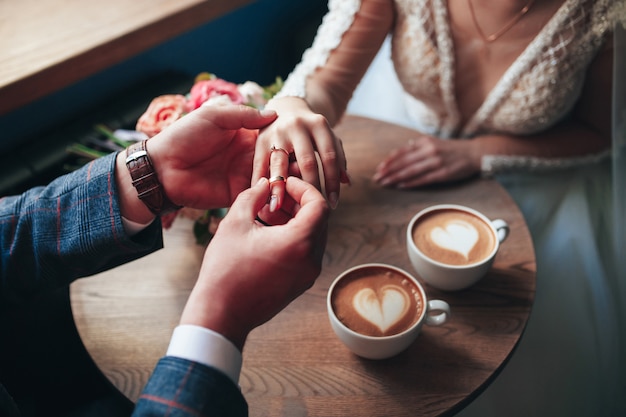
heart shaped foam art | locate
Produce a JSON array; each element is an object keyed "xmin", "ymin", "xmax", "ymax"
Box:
[
  {"xmin": 430, "ymin": 219, "xmax": 479, "ymax": 260},
  {"xmin": 352, "ymin": 285, "xmax": 410, "ymax": 333}
]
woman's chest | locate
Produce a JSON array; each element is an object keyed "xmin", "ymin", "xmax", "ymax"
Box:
[
  {"xmin": 446, "ymin": 0, "xmax": 564, "ymax": 122},
  {"xmin": 391, "ymin": 0, "xmax": 568, "ymax": 125}
]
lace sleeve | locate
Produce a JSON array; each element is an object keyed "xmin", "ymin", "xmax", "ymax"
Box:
[
  {"xmin": 607, "ymin": 0, "xmax": 626, "ymax": 32},
  {"xmin": 481, "ymin": 151, "xmax": 612, "ymax": 177},
  {"xmin": 274, "ymin": 0, "xmax": 362, "ymax": 99}
]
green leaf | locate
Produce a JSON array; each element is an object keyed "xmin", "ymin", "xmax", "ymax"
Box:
[
  {"xmin": 66, "ymin": 143, "xmax": 108, "ymax": 159},
  {"xmin": 193, "ymin": 219, "xmax": 214, "ymax": 245},
  {"xmin": 192, "ymin": 208, "xmax": 227, "ymax": 245},
  {"xmin": 263, "ymin": 76, "xmax": 284, "ymax": 100},
  {"xmin": 94, "ymin": 124, "xmax": 133, "ymax": 149}
]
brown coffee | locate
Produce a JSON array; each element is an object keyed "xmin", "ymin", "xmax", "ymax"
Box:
[
  {"xmin": 412, "ymin": 209, "xmax": 495, "ymax": 266},
  {"xmin": 330, "ymin": 266, "xmax": 424, "ymax": 337}
]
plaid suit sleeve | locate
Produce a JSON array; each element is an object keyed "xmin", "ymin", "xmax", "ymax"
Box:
[
  {"xmin": 132, "ymin": 357, "xmax": 248, "ymax": 417},
  {"xmin": 0, "ymin": 152, "xmax": 163, "ymax": 307}
]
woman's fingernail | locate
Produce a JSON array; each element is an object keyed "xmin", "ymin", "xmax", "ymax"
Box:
[
  {"xmin": 373, "ymin": 171, "xmax": 386, "ymax": 183},
  {"xmin": 260, "ymin": 109, "xmax": 277, "ymax": 117},
  {"xmin": 328, "ymin": 192, "xmax": 339, "ymax": 209},
  {"xmin": 341, "ymin": 170, "xmax": 352, "ymax": 186},
  {"xmin": 269, "ymin": 195, "xmax": 278, "ymax": 212}
]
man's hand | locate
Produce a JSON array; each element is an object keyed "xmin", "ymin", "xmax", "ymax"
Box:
[
  {"xmin": 180, "ymin": 176, "xmax": 330, "ymax": 350},
  {"xmin": 116, "ymin": 105, "xmax": 277, "ymax": 224}
]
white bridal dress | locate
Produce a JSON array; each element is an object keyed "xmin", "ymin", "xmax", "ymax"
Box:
[{"xmin": 278, "ymin": 0, "xmax": 626, "ymax": 415}]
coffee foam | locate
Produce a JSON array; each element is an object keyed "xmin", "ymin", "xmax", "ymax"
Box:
[
  {"xmin": 412, "ymin": 209, "xmax": 495, "ymax": 266},
  {"xmin": 331, "ymin": 267, "xmax": 423, "ymax": 337}
]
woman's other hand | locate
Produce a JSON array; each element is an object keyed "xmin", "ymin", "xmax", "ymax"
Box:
[{"xmin": 373, "ymin": 134, "xmax": 482, "ymax": 188}]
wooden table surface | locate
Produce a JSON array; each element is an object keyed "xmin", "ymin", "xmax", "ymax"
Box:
[
  {"xmin": 0, "ymin": 0, "xmax": 253, "ymax": 115},
  {"xmin": 70, "ymin": 115, "xmax": 536, "ymax": 417}
]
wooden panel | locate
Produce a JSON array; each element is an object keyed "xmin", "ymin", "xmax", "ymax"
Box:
[{"xmin": 0, "ymin": 0, "xmax": 253, "ymax": 114}]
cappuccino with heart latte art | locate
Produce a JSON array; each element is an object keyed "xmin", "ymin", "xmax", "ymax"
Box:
[
  {"xmin": 330, "ymin": 266, "xmax": 424, "ymax": 337},
  {"xmin": 328, "ymin": 263, "xmax": 450, "ymax": 359},
  {"xmin": 411, "ymin": 209, "xmax": 496, "ymax": 266}
]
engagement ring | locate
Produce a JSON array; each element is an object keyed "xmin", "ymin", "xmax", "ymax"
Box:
[{"xmin": 270, "ymin": 145, "xmax": 290, "ymax": 157}]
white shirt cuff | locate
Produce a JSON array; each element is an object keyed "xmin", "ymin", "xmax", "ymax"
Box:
[
  {"xmin": 166, "ymin": 324, "xmax": 242, "ymax": 385},
  {"xmin": 121, "ymin": 216, "xmax": 154, "ymax": 236}
]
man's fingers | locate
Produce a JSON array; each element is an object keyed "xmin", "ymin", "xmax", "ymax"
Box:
[
  {"xmin": 196, "ymin": 105, "xmax": 278, "ymax": 130},
  {"xmin": 284, "ymin": 177, "xmax": 329, "ymax": 227},
  {"xmin": 228, "ymin": 178, "xmax": 271, "ymax": 222}
]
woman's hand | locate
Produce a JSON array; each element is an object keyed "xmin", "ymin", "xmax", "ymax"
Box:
[
  {"xmin": 373, "ymin": 135, "xmax": 482, "ymax": 188},
  {"xmin": 252, "ymin": 97, "xmax": 349, "ymax": 212}
]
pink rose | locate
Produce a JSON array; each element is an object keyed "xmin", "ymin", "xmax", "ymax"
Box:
[
  {"xmin": 136, "ymin": 94, "xmax": 187, "ymax": 137},
  {"xmin": 186, "ymin": 79, "xmax": 245, "ymax": 111}
]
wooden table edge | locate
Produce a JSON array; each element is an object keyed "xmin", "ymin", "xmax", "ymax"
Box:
[{"xmin": 0, "ymin": 0, "xmax": 253, "ymax": 115}]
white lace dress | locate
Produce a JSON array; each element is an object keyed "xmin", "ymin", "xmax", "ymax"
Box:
[{"xmin": 277, "ymin": 0, "xmax": 626, "ymax": 415}]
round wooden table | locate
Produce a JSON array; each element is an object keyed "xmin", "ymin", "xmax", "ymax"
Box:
[{"xmin": 71, "ymin": 115, "xmax": 536, "ymax": 417}]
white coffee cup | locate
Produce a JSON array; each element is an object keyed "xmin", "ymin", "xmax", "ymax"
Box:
[
  {"xmin": 406, "ymin": 204, "xmax": 509, "ymax": 291},
  {"xmin": 327, "ymin": 263, "xmax": 450, "ymax": 359}
]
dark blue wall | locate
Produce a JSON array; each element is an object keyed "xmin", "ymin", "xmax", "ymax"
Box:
[{"xmin": 0, "ymin": 0, "xmax": 327, "ymax": 153}]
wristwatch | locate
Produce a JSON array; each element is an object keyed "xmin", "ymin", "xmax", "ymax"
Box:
[{"xmin": 125, "ymin": 140, "xmax": 182, "ymax": 215}]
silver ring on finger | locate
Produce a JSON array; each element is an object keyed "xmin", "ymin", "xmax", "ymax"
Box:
[
  {"xmin": 269, "ymin": 175, "xmax": 287, "ymax": 185},
  {"xmin": 270, "ymin": 145, "xmax": 290, "ymax": 158}
]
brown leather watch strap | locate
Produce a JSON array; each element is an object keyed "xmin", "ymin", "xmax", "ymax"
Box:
[{"xmin": 125, "ymin": 140, "xmax": 182, "ymax": 216}]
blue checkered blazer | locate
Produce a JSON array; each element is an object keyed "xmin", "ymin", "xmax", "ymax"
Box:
[{"xmin": 0, "ymin": 153, "xmax": 247, "ymax": 417}]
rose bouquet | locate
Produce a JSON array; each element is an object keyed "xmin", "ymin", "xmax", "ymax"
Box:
[
  {"xmin": 136, "ymin": 72, "xmax": 281, "ymax": 137},
  {"xmin": 67, "ymin": 72, "xmax": 282, "ymax": 244}
]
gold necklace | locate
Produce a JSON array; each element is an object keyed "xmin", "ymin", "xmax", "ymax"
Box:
[{"xmin": 466, "ymin": 0, "xmax": 536, "ymax": 43}]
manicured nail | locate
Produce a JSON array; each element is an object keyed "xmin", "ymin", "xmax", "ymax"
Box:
[
  {"xmin": 341, "ymin": 170, "xmax": 352, "ymax": 186},
  {"xmin": 328, "ymin": 192, "xmax": 338, "ymax": 209},
  {"xmin": 269, "ymin": 195, "xmax": 278, "ymax": 212},
  {"xmin": 260, "ymin": 109, "xmax": 277, "ymax": 117}
]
